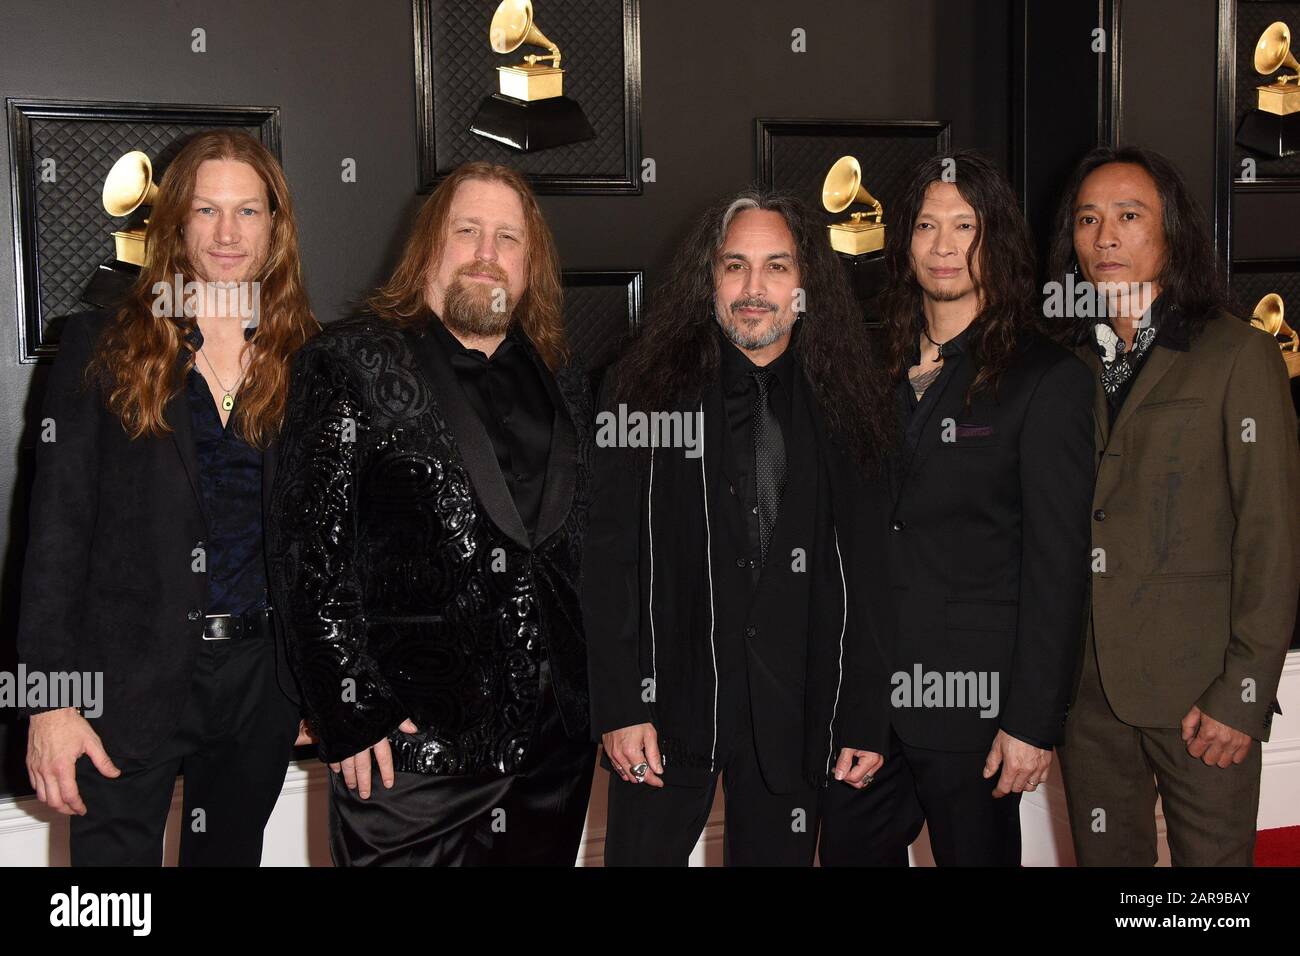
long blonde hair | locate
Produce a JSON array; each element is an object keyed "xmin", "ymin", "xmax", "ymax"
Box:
[
  {"xmin": 366, "ymin": 161, "xmax": 568, "ymax": 369},
  {"xmin": 87, "ymin": 129, "xmax": 318, "ymax": 449}
]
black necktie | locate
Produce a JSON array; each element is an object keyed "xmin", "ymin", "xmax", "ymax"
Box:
[{"xmin": 751, "ymin": 368, "xmax": 786, "ymax": 565}]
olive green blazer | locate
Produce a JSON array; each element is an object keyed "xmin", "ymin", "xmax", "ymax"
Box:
[{"xmin": 1076, "ymin": 311, "xmax": 1300, "ymax": 741}]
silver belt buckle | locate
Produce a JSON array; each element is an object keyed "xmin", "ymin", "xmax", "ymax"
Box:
[{"xmin": 202, "ymin": 612, "xmax": 233, "ymax": 641}]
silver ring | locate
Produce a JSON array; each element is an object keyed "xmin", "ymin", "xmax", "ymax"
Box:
[
  {"xmin": 631, "ymin": 762, "xmax": 649, "ymax": 779},
  {"xmin": 863, "ymin": 773, "xmax": 875, "ymax": 787}
]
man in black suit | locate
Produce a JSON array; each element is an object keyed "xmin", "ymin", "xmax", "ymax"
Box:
[
  {"xmin": 19, "ymin": 130, "xmax": 317, "ymax": 865},
  {"xmin": 818, "ymin": 151, "xmax": 1095, "ymax": 866},
  {"xmin": 583, "ymin": 189, "xmax": 897, "ymax": 865},
  {"xmin": 268, "ymin": 162, "xmax": 595, "ymax": 866}
]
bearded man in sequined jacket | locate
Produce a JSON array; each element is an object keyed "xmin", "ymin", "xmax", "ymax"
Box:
[{"xmin": 268, "ymin": 162, "xmax": 594, "ymax": 866}]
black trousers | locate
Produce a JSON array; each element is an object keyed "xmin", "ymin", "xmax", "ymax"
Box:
[
  {"xmin": 820, "ymin": 727, "xmax": 1023, "ymax": 866},
  {"xmin": 603, "ymin": 694, "xmax": 820, "ymax": 867},
  {"xmin": 328, "ymin": 661, "xmax": 597, "ymax": 866},
  {"xmin": 69, "ymin": 634, "xmax": 301, "ymax": 866}
]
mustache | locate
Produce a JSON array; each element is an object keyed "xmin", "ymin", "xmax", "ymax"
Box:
[
  {"xmin": 456, "ymin": 263, "xmax": 508, "ymax": 282},
  {"xmin": 729, "ymin": 296, "xmax": 777, "ymax": 314}
]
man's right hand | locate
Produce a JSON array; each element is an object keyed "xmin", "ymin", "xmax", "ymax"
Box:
[
  {"xmin": 602, "ymin": 723, "xmax": 664, "ymax": 788},
  {"xmin": 328, "ymin": 718, "xmax": 417, "ymax": 799},
  {"xmin": 27, "ymin": 707, "xmax": 120, "ymax": 816}
]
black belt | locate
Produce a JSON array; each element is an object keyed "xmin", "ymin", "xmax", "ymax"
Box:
[{"xmin": 202, "ymin": 606, "xmax": 275, "ymax": 641}]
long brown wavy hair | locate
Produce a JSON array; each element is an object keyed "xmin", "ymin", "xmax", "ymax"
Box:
[
  {"xmin": 86, "ymin": 129, "xmax": 317, "ymax": 449},
  {"xmin": 613, "ymin": 187, "xmax": 895, "ymax": 473},
  {"xmin": 878, "ymin": 150, "xmax": 1038, "ymax": 406},
  {"xmin": 366, "ymin": 162, "xmax": 568, "ymax": 370}
]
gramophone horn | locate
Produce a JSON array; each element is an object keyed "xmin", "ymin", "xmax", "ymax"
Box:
[
  {"xmin": 490, "ymin": 0, "xmax": 561, "ymax": 67},
  {"xmin": 1251, "ymin": 292, "xmax": 1299, "ymax": 350},
  {"xmin": 1255, "ymin": 21, "xmax": 1300, "ymax": 81},
  {"xmin": 103, "ymin": 150, "xmax": 159, "ymax": 218},
  {"xmin": 822, "ymin": 156, "xmax": 880, "ymax": 215}
]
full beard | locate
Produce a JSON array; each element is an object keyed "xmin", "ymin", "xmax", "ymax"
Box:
[
  {"xmin": 441, "ymin": 276, "xmax": 515, "ymax": 338},
  {"xmin": 717, "ymin": 298, "xmax": 795, "ymax": 351}
]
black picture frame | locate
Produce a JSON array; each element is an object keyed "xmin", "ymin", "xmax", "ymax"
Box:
[
  {"xmin": 561, "ymin": 269, "xmax": 641, "ymax": 372},
  {"xmin": 6, "ymin": 98, "xmax": 281, "ymax": 363},
  {"xmin": 756, "ymin": 119, "xmax": 952, "ymax": 205},
  {"xmin": 412, "ymin": 0, "xmax": 643, "ymax": 195},
  {"xmin": 756, "ymin": 119, "xmax": 950, "ymax": 327}
]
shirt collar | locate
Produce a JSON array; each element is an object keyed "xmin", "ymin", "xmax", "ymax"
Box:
[
  {"xmin": 1091, "ymin": 293, "xmax": 1189, "ymax": 359},
  {"xmin": 906, "ymin": 317, "xmax": 975, "ymax": 366},
  {"xmin": 180, "ymin": 321, "xmax": 257, "ymax": 351},
  {"xmin": 428, "ymin": 311, "xmax": 520, "ymax": 363}
]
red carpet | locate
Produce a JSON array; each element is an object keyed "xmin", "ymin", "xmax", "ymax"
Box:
[{"xmin": 1255, "ymin": 826, "xmax": 1300, "ymax": 866}]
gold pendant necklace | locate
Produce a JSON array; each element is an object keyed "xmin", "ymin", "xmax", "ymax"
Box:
[{"xmin": 198, "ymin": 346, "xmax": 247, "ymax": 415}]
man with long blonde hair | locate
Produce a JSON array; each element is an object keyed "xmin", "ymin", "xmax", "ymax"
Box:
[
  {"xmin": 269, "ymin": 162, "xmax": 595, "ymax": 865},
  {"xmin": 18, "ymin": 129, "xmax": 317, "ymax": 865}
]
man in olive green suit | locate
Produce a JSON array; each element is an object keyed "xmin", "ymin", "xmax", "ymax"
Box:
[{"xmin": 1049, "ymin": 146, "xmax": 1300, "ymax": 866}]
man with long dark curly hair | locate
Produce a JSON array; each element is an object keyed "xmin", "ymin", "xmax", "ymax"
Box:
[
  {"xmin": 819, "ymin": 151, "xmax": 1096, "ymax": 866},
  {"xmin": 583, "ymin": 188, "xmax": 896, "ymax": 865}
]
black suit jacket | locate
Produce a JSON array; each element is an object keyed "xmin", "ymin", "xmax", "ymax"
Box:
[
  {"xmin": 583, "ymin": 365, "xmax": 894, "ymax": 792},
  {"xmin": 882, "ymin": 330, "xmax": 1095, "ymax": 752},
  {"xmin": 267, "ymin": 314, "xmax": 592, "ymax": 772},
  {"xmin": 16, "ymin": 310, "xmax": 299, "ymax": 760}
]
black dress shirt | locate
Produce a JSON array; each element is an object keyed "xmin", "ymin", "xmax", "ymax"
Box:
[
  {"xmin": 896, "ymin": 321, "xmax": 976, "ymax": 474},
  {"xmin": 182, "ymin": 324, "xmax": 268, "ymax": 616},
  {"xmin": 717, "ymin": 321, "xmax": 798, "ymax": 579},
  {"xmin": 429, "ymin": 316, "xmax": 553, "ymax": 537}
]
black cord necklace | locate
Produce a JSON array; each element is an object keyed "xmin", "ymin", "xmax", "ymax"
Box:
[{"xmin": 921, "ymin": 326, "xmax": 945, "ymax": 362}]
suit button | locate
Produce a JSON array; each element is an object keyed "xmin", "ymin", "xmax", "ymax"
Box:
[
  {"xmin": 735, "ymin": 557, "xmax": 747, "ymax": 568},
  {"xmin": 745, "ymin": 625, "xmax": 757, "ymax": 638},
  {"xmin": 187, "ymin": 610, "xmax": 201, "ymax": 621},
  {"xmin": 891, "ymin": 520, "xmax": 907, "ymax": 532},
  {"xmin": 1093, "ymin": 509, "xmax": 1107, "ymax": 522}
]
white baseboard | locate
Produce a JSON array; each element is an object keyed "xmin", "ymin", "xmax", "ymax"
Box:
[{"xmin": 5, "ymin": 650, "xmax": 1298, "ymax": 867}]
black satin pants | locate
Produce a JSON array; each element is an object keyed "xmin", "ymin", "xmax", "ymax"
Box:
[{"xmin": 328, "ymin": 662, "xmax": 597, "ymax": 866}]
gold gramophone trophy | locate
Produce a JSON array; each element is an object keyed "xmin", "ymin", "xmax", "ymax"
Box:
[
  {"xmin": 82, "ymin": 150, "xmax": 159, "ymax": 308},
  {"xmin": 821, "ymin": 155, "xmax": 888, "ymax": 324},
  {"xmin": 1251, "ymin": 292, "xmax": 1300, "ymax": 378},
  {"xmin": 822, "ymin": 156, "xmax": 885, "ymax": 256},
  {"xmin": 1236, "ymin": 21, "xmax": 1300, "ymax": 158},
  {"xmin": 469, "ymin": 0, "xmax": 595, "ymax": 152}
]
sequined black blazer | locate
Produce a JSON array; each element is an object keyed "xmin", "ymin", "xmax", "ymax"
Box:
[{"xmin": 267, "ymin": 313, "xmax": 591, "ymax": 773}]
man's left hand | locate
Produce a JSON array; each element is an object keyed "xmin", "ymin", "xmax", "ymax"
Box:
[
  {"xmin": 983, "ymin": 729, "xmax": 1051, "ymax": 798},
  {"xmin": 1181, "ymin": 705, "xmax": 1252, "ymax": 768}
]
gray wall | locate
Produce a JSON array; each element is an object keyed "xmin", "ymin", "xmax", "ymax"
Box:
[{"xmin": 0, "ymin": 0, "xmax": 1010, "ymax": 794}]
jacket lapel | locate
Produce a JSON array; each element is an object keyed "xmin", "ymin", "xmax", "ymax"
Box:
[
  {"xmin": 531, "ymin": 351, "xmax": 577, "ymax": 548},
  {"xmin": 1076, "ymin": 345, "xmax": 1110, "ymax": 453},
  {"xmin": 165, "ymin": 358, "xmax": 209, "ymax": 534},
  {"xmin": 900, "ymin": 352, "xmax": 972, "ymax": 493},
  {"xmin": 1108, "ymin": 344, "xmax": 1178, "ymax": 443},
  {"xmin": 405, "ymin": 324, "xmax": 531, "ymax": 549}
]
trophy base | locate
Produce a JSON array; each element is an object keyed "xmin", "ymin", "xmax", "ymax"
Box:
[
  {"xmin": 1258, "ymin": 82, "xmax": 1300, "ymax": 116},
  {"xmin": 828, "ymin": 221, "xmax": 885, "ymax": 256},
  {"xmin": 82, "ymin": 260, "xmax": 140, "ymax": 310},
  {"xmin": 1236, "ymin": 109, "xmax": 1300, "ymax": 159},
  {"xmin": 836, "ymin": 250, "xmax": 888, "ymax": 325},
  {"xmin": 497, "ymin": 64, "xmax": 563, "ymax": 102},
  {"xmin": 1284, "ymin": 350, "xmax": 1300, "ymax": 379},
  {"xmin": 469, "ymin": 94, "xmax": 595, "ymax": 153}
]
